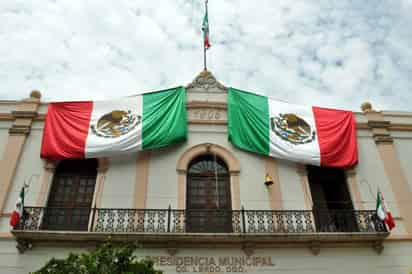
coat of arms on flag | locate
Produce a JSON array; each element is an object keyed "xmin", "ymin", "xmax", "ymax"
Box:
[{"xmin": 271, "ymin": 113, "xmax": 316, "ymax": 145}]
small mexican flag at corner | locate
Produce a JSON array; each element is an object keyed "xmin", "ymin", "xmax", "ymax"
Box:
[
  {"xmin": 376, "ymin": 190, "xmax": 395, "ymax": 230},
  {"xmin": 10, "ymin": 186, "xmax": 25, "ymax": 228}
]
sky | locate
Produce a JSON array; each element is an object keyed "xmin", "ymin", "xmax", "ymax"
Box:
[{"xmin": 0, "ymin": 0, "xmax": 411, "ymax": 111}]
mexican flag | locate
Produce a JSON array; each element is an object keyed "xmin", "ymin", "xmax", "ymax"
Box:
[
  {"xmin": 376, "ymin": 190, "xmax": 395, "ymax": 230},
  {"xmin": 10, "ymin": 187, "xmax": 24, "ymax": 228},
  {"xmin": 228, "ymin": 88, "xmax": 358, "ymax": 167},
  {"xmin": 202, "ymin": 2, "xmax": 211, "ymax": 49},
  {"xmin": 41, "ymin": 87, "xmax": 187, "ymax": 159}
]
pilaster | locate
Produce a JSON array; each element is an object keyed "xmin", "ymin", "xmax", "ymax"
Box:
[
  {"xmin": 361, "ymin": 102, "xmax": 412, "ymax": 234},
  {"xmin": 0, "ymin": 91, "xmax": 41, "ymax": 213}
]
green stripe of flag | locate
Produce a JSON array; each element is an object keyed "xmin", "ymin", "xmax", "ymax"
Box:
[
  {"xmin": 142, "ymin": 86, "xmax": 187, "ymax": 150},
  {"xmin": 228, "ymin": 88, "xmax": 270, "ymax": 155}
]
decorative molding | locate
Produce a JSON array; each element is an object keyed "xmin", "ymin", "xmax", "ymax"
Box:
[
  {"xmin": 97, "ymin": 158, "xmax": 110, "ymax": 173},
  {"xmin": 374, "ymin": 135, "xmax": 394, "ymax": 144},
  {"xmin": 34, "ymin": 113, "xmax": 46, "ymax": 121},
  {"xmin": 355, "ymin": 122, "xmax": 412, "ymax": 132},
  {"xmin": 11, "ymin": 110, "xmax": 38, "ymax": 119},
  {"xmin": 367, "ymin": 120, "xmax": 390, "ymax": 129},
  {"xmin": 177, "ymin": 143, "xmax": 240, "ymax": 174},
  {"xmin": 355, "ymin": 123, "xmax": 369, "ymax": 130},
  {"xmin": 345, "ymin": 167, "xmax": 357, "ymax": 176},
  {"xmin": 186, "ymin": 101, "xmax": 227, "ymax": 109},
  {"xmin": 0, "ymin": 113, "xmax": 14, "ymax": 121},
  {"xmin": 176, "ymin": 143, "xmax": 241, "ymax": 210},
  {"xmin": 8, "ymin": 125, "xmax": 31, "ymax": 135},
  {"xmin": 44, "ymin": 160, "xmax": 58, "ymax": 172},
  {"xmin": 296, "ymin": 164, "xmax": 307, "ymax": 176},
  {"xmin": 186, "ymin": 70, "xmax": 227, "ymax": 93}
]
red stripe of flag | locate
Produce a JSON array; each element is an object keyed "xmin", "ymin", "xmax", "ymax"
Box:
[
  {"xmin": 41, "ymin": 102, "xmax": 93, "ymax": 160},
  {"xmin": 312, "ymin": 106, "xmax": 358, "ymax": 167}
]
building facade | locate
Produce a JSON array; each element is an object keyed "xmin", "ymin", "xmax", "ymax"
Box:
[{"xmin": 0, "ymin": 71, "xmax": 411, "ymax": 273}]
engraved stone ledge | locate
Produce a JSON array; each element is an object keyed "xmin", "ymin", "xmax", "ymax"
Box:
[
  {"xmin": 188, "ymin": 108, "xmax": 227, "ymax": 124},
  {"xmin": 186, "ymin": 70, "xmax": 227, "ymax": 93}
]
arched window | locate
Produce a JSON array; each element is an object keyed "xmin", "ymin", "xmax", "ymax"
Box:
[
  {"xmin": 186, "ymin": 155, "xmax": 232, "ymax": 232},
  {"xmin": 43, "ymin": 159, "xmax": 97, "ymax": 231}
]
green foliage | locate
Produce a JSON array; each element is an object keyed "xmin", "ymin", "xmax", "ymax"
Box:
[{"xmin": 33, "ymin": 242, "xmax": 163, "ymax": 274}]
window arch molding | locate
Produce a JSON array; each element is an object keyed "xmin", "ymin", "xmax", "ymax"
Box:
[
  {"xmin": 177, "ymin": 143, "xmax": 240, "ymax": 175},
  {"xmin": 176, "ymin": 143, "xmax": 240, "ymax": 210}
]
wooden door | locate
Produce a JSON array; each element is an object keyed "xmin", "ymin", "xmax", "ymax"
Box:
[
  {"xmin": 43, "ymin": 159, "xmax": 97, "ymax": 231},
  {"xmin": 307, "ymin": 165, "xmax": 357, "ymax": 232}
]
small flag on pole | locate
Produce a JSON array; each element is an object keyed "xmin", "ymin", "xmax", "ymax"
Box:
[
  {"xmin": 202, "ymin": 0, "xmax": 211, "ymax": 50},
  {"xmin": 10, "ymin": 186, "xmax": 25, "ymax": 228},
  {"xmin": 376, "ymin": 190, "xmax": 395, "ymax": 230}
]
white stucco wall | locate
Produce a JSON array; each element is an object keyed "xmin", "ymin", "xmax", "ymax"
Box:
[
  {"xmin": 278, "ymin": 159, "xmax": 306, "ymax": 210},
  {"xmin": 101, "ymin": 154, "xmax": 137, "ymax": 208},
  {"xmin": 147, "ymin": 144, "xmax": 184, "ymax": 209}
]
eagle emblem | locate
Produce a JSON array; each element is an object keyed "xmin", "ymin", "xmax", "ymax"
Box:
[
  {"xmin": 91, "ymin": 110, "xmax": 141, "ymax": 138},
  {"xmin": 271, "ymin": 113, "xmax": 316, "ymax": 145}
]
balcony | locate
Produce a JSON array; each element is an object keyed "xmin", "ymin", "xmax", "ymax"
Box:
[{"xmin": 12, "ymin": 207, "xmax": 389, "ymax": 254}]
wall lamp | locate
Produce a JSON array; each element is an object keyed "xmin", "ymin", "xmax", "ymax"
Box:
[{"xmin": 264, "ymin": 174, "xmax": 274, "ymax": 186}]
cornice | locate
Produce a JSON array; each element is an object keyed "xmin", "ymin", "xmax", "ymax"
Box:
[
  {"xmin": 367, "ymin": 120, "xmax": 390, "ymax": 129},
  {"xmin": 9, "ymin": 125, "xmax": 31, "ymax": 135},
  {"xmin": 11, "ymin": 110, "xmax": 38, "ymax": 119}
]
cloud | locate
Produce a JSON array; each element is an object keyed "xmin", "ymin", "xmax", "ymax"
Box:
[{"xmin": 0, "ymin": 0, "xmax": 411, "ymax": 111}]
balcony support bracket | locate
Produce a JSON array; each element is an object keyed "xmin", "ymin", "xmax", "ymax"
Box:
[
  {"xmin": 166, "ymin": 242, "xmax": 178, "ymax": 256},
  {"xmin": 16, "ymin": 239, "xmax": 32, "ymax": 254},
  {"xmin": 372, "ymin": 240, "xmax": 384, "ymax": 255},
  {"xmin": 242, "ymin": 242, "xmax": 255, "ymax": 256},
  {"xmin": 309, "ymin": 241, "xmax": 320, "ymax": 256}
]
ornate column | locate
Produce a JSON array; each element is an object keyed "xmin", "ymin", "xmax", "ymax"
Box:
[
  {"xmin": 361, "ymin": 102, "xmax": 412, "ymax": 234},
  {"xmin": 0, "ymin": 91, "xmax": 41, "ymax": 214}
]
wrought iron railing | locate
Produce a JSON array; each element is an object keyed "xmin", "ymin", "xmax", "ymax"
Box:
[{"xmin": 15, "ymin": 207, "xmax": 387, "ymax": 234}]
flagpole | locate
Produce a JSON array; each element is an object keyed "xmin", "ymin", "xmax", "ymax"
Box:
[{"xmin": 203, "ymin": 0, "xmax": 208, "ymax": 70}]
